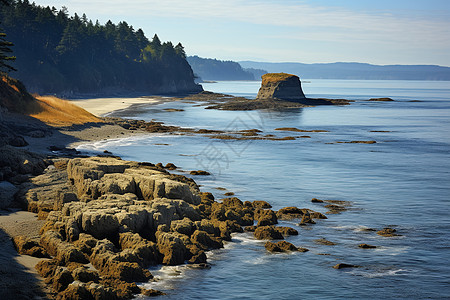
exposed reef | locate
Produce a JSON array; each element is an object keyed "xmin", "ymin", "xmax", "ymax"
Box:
[{"xmin": 178, "ymin": 87, "xmax": 352, "ymax": 110}]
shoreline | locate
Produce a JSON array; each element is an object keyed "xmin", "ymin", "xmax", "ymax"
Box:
[
  {"xmin": 0, "ymin": 97, "xmax": 163, "ymax": 298},
  {"xmin": 0, "ymin": 92, "xmax": 400, "ymax": 299},
  {"xmin": 69, "ymin": 96, "xmax": 170, "ymax": 117}
]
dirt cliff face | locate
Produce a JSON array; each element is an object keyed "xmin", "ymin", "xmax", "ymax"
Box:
[{"xmin": 256, "ymin": 73, "xmax": 305, "ymax": 101}]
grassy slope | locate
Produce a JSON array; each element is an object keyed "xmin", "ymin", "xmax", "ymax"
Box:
[
  {"xmin": 31, "ymin": 96, "xmax": 103, "ymax": 126},
  {"xmin": 1, "ymin": 75, "xmax": 102, "ymax": 126}
]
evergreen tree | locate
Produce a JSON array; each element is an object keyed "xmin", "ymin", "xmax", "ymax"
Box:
[
  {"xmin": 0, "ymin": 31, "xmax": 16, "ymax": 73},
  {"xmin": 175, "ymin": 42, "xmax": 186, "ymax": 58},
  {"xmin": 0, "ymin": 0, "xmax": 200, "ymax": 93}
]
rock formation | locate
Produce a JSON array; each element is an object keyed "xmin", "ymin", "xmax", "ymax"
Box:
[
  {"xmin": 13, "ymin": 156, "xmax": 332, "ymax": 299},
  {"xmin": 256, "ymin": 73, "xmax": 306, "ymax": 101}
]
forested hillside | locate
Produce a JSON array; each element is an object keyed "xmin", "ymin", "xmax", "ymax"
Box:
[
  {"xmin": 0, "ymin": 0, "xmax": 202, "ymax": 95},
  {"xmin": 187, "ymin": 55, "xmax": 266, "ymax": 81}
]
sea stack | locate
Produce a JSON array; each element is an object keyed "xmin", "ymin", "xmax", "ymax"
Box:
[{"xmin": 256, "ymin": 73, "xmax": 306, "ymax": 101}]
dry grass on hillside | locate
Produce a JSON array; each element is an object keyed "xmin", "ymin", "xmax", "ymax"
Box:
[
  {"xmin": 261, "ymin": 73, "xmax": 296, "ymax": 85},
  {"xmin": 30, "ymin": 96, "xmax": 103, "ymax": 126}
]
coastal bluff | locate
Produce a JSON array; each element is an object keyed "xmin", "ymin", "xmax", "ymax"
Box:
[{"xmin": 256, "ymin": 73, "xmax": 306, "ymax": 101}]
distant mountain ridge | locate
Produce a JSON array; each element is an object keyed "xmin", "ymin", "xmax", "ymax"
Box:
[{"xmin": 239, "ymin": 61, "xmax": 450, "ymax": 81}]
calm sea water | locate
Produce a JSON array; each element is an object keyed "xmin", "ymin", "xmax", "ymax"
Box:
[{"xmin": 78, "ymin": 79, "xmax": 450, "ymax": 299}]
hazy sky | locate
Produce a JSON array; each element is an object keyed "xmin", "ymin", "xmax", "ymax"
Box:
[{"xmin": 35, "ymin": 0, "xmax": 450, "ymax": 66}]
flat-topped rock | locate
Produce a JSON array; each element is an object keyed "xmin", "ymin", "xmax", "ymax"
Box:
[{"xmin": 256, "ymin": 73, "xmax": 305, "ymax": 101}]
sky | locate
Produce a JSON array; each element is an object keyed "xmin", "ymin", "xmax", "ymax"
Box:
[{"xmin": 35, "ymin": 0, "xmax": 450, "ymax": 66}]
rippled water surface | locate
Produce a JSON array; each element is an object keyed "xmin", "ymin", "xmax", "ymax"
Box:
[{"xmin": 78, "ymin": 80, "xmax": 450, "ymax": 299}]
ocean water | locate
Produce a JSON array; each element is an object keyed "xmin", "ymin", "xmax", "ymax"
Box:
[{"xmin": 78, "ymin": 79, "xmax": 450, "ymax": 299}]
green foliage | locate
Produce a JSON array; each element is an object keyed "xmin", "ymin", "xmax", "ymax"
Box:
[{"xmin": 0, "ymin": 0, "xmax": 200, "ymax": 94}]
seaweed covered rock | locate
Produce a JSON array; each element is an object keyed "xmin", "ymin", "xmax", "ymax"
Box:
[
  {"xmin": 254, "ymin": 226, "xmax": 284, "ymax": 240},
  {"xmin": 12, "ymin": 235, "xmax": 49, "ymax": 258},
  {"xmin": 265, "ymin": 241, "xmax": 308, "ymax": 253}
]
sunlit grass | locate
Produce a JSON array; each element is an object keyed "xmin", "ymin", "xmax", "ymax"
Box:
[
  {"xmin": 30, "ymin": 95, "xmax": 104, "ymax": 126},
  {"xmin": 261, "ymin": 73, "xmax": 296, "ymax": 85}
]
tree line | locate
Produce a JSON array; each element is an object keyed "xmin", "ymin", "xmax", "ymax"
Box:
[{"xmin": 0, "ymin": 0, "xmax": 200, "ymax": 94}]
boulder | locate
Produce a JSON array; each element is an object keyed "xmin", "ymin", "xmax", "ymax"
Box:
[
  {"xmin": 171, "ymin": 217, "xmax": 195, "ymax": 236},
  {"xmin": 40, "ymin": 230, "xmax": 88, "ymax": 265},
  {"xmin": 333, "ymin": 263, "xmax": 359, "ymax": 269},
  {"xmin": 155, "ymin": 231, "xmax": 189, "ymax": 265},
  {"xmin": 56, "ymin": 282, "xmax": 94, "ymax": 300},
  {"xmin": 275, "ymin": 226, "xmax": 298, "ymax": 236},
  {"xmin": 189, "ymin": 170, "xmax": 210, "ymax": 175},
  {"xmin": 255, "ymin": 208, "xmax": 277, "ymax": 226},
  {"xmin": 0, "ymin": 146, "xmax": 46, "ymax": 177},
  {"xmin": 51, "ymin": 266, "xmax": 74, "ymax": 292},
  {"xmin": 254, "ymin": 226, "xmax": 284, "ymax": 240},
  {"xmin": 191, "ymin": 230, "xmax": 223, "ymax": 250},
  {"xmin": 377, "ymin": 227, "xmax": 399, "ymax": 237},
  {"xmin": 140, "ymin": 287, "xmax": 166, "ymax": 297},
  {"xmin": 12, "ymin": 235, "xmax": 49, "ymax": 258},
  {"xmin": 8, "ymin": 135, "xmax": 28, "ymax": 147},
  {"xmin": 299, "ymin": 211, "xmax": 316, "ymax": 225},
  {"xmin": 0, "ymin": 180, "xmax": 17, "ymax": 209},
  {"xmin": 35, "ymin": 259, "xmax": 59, "ymax": 278},
  {"xmin": 358, "ymin": 243, "xmax": 377, "ymax": 249},
  {"xmin": 100, "ymin": 277, "xmax": 140, "ymax": 299},
  {"xmin": 256, "ymin": 73, "xmax": 305, "ymax": 101},
  {"xmin": 105, "ymin": 261, "xmax": 153, "ymax": 283},
  {"xmin": 265, "ymin": 240, "xmax": 307, "ymax": 253},
  {"xmin": 72, "ymin": 266, "xmax": 100, "ymax": 283},
  {"xmin": 276, "ymin": 206, "xmax": 304, "ymax": 219},
  {"xmin": 252, "ymin": 200, "xmax": 272, "ymax": 209},
  {"xmin": 314, "ymin": 238, "xmax": 336, "ymax": 246},
  {"xmin": 118, "ymin": 232, "xmax": 158, "ymax": 267}
]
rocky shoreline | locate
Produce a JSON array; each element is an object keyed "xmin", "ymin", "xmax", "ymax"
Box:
[
  {"xmin": 1, "ymin": 148, "xmax": 401, "ymax": 299},
  {"xmin": 6, "ymin": 155, "xmax": 332, "ymax": 298},
  {"xmin": 0, "ymin": 91, "xmax": 398, "ymax": 299}
]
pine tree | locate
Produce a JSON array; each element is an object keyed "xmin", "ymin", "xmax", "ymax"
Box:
[
  {"xmin": 175, "ymin": 42, "xmax": 186, "ymax": 58},
  {"xmin": 0, "ymin": 31, "xmax": 16, "ymax": 73}
]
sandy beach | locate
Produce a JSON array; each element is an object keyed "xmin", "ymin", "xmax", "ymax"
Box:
[{"xmin": 70, "ymin": 96, "xmax": 166, "ymax": 117}]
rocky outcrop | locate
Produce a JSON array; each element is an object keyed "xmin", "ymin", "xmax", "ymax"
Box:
[
  {"xmin": 66, "ymin": 157, "xmax": 200, "ymax": 204},
  {"xmin": 27, "ymin": 157, "xmax": 308, "ymax": 298},
  {"xmin": 256, "ymin": 73, "xmax": 305, "ymax": 101},
  {"xmin": 17, "ymin": 156, "xmax": 359, "ymax": 299}
]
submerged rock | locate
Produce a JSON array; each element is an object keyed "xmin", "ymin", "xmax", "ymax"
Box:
[
  {"xmin": 377, "ymin": 227, "xmax": 400, "ymax": 237},
  {"xmin": 333, "ymin": 263, "xmax": 360, "ymax": 269},
  {"xmin": 265, "ymin": 240, "xmax": 308, "ymax": 253},
  {"xmin": 358, "ymin": 243, "xmax": 377, "ymax": 249},
  {"xmin": 314, "ymin": 238, "xmax": 336, "ymax": 246},
  {"xmin": 190, "ymin": 170, "xmax": 211, "ymax": 176}
]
